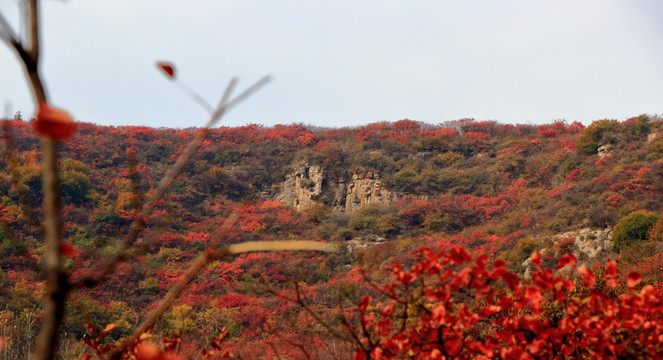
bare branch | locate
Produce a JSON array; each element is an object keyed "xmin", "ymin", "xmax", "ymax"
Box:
[
  {"xmin": 175, "ymin": 80, "xmax": 215, "ymax": 114},
  {"xmin": 34, "ymin": 137, "xmax": 65, "ymax": 360},
  {"xmin": 4, "ymin": 2, "xmax": 47, "ymax": 104},
  {"xmin": 263, "ymin": 322, "xmax": 312, "ymax": 360},
  {"xmin": 215, "ymin": 77, "xmax": 238, "ymax": 113},
  {"xmin": 224, "ymin": 240, "xmax": 339, "ymax": 254},
  {"xmin": 104, "ymin": 207, "xmax": 241, "ymax": 358},
  {"xmin": 269, "ymin": 282, "xmax": 349, "ymax": 341},
  {"xmin": 3, "ymin": 4, "xmax": 275, "ymax": 360},
  {"xmin": 26, "ymin": 0, "xmax": 39, "ymax": 61},
  {"xmin": 106, "ymin": 221, "xmax": 336, "ymax": 358},
  {"xmin": 71, "ymin": 76, "xmax": 269, "ymax": 288},
  {"xmin": 8, "ymin": 2, "xmax": 68, "ymax": 360},
  {"xmin": 0, "ymin": 10, "xmax": 19, "ymax": 46},
  {"xmin": 206, "ymin": 76, "xmax": 269, "ymax": 128}
]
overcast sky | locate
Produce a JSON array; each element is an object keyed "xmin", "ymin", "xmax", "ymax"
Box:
[{"xmin": 1, "ymin": 0, "xmax": 662, "ymax": 129}]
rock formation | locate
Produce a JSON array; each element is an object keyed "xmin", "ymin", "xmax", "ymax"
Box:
[
  {"xmin": 553, "ymin": 227, "xmax": 613, "ymax": 259},
  {"xmin": 276, "ymin": 165, "xmax": 396, "ymax": 212},
  {"xmin": 647, "ymin": 131, "xmax": 659, "ymax": 143},
  {"xmin": 275, "ymin": 163, "xmax": 325, "ymax": 211},
  {"xmin": 597, "ymin": 144, "xmax": 612, "ymax": 158},
  {"xmin": 343, "ymin": 170, "xmax": 396, "ymax": 212}
]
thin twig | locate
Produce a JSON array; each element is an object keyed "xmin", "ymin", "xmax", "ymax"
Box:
[
  {"xmin": 175, "ymin": 80, "xmax": 214, "ymax": 114},
  {"xmin": 107, "ymin": 214, "xmax": 336, "ymax": 357},
  {"xmin": 72, "ymin": 76, "xmax": 268, "ymax": 288},
  {"xmin": 263, "ymin": 322, "xmax": 312, "ymax": 360},
  {"xmin": 221, "ymin": 240, "xmax": 339, "ymax": 254},
  {"xmin": 0, "ymin": 10, "xmax": 18, "ymax": 45},
  {"xmin": 359, "ymin": 268, "xmax": 407, "ymax": 304},
  {"xmin": 11, "ymin": 2, "xmax": 70, "ymax": 360},
  {"xmin": 269, "ymin": 282, "xmax": 349, "ymax": 341},
  {"xmin": 337, "ymin": 306, "xmax": 366, "ymax": 353},
  {"xmin": 103, "ymin": 208, "xmax": 241, "ymax": 359}
]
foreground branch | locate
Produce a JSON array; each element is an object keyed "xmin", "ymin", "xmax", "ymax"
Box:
[
  {"xmin": 72, "ymin": 76, "xmax": 270, "ymax": 288},
  {"xmin": 3, "ymin": 2, "xmax": 70, "ymax": 360},
  {"xmin": 107, "ymin": 223, "xmax": 337, "ymax": 358}
]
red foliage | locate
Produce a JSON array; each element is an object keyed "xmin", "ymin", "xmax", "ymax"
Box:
[
  {"xmin": 421, "ymin": 127, "xmax": 457, "ymax": 140},
  {"xmin": 564, "ymin": 168, "xmax": 582, "ymax": 182},
  {"xmin": 463, "ymin": 131, "xmax": 491, "ymax": 151},
  {"xmin": 352, "ymin": 247, "xmax": 663, "ymax": 359}
]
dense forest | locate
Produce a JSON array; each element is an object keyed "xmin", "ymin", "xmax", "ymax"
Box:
[{"xmin": 2, "ymin": 115, "xmax": 663, "ymax": 358}]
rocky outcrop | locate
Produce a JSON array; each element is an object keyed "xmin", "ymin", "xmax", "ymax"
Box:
[
  {"xmin": 521, "ymin": 228, "xmax": 613, "ymax": 278},
  {"xmin": 647, "ymin": 131, "xmax": 659, "ymax": 143},
  {"xmin": 275, "ymin": 163, "xmax": 325, "ymax": 211},
  {"xmin": 597, "ymin": 144, "xmax": 612, "ymax": 158},
  {"xmin": 343, "ymin": 170, "xmax": 396, "ymax": 212},
  {"xmin": 276, "ymin": 165, "xmax": 396, "ymax": 212},
  {"xmin": 553, "ymin": 227, "xmax": 613, "ymax": 259}
]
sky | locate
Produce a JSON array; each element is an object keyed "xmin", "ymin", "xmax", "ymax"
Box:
[{"xmin": 1, "ymin": 0, "xmax": 662, "ymax": 129}]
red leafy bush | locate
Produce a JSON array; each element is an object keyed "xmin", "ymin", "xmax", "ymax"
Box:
[{"xmin": 353, "ymin": 247, "xmax": 663, "ymax": 359}]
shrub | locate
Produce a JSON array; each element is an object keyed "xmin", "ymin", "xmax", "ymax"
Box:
[
  {"xmin": 351, "ymin": 247, "xmax": 663, "ymax": 359},
  {"xmin": 498, "ymin": 237, "xmax": 539, "ymax": 273},
  {"xmin": 613, "ymin": 211, "xmax": 659, "ymax": 251}
]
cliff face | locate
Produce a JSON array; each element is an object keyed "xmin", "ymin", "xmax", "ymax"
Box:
[
  {"xmin": 276, "ymin": 165, "xmax": 395, "ymax": 212},
  {"xmin": 275, "ymin": 163, "xmax": 325, "ymax": 210},
  {"xmin": 342, "ymin": 170, "xmax": 396, "ymax": 212}
]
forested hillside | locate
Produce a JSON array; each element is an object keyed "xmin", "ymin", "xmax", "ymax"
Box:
[{"xmin": 2, "ymin": 115, "xmax": 663, "ymax": 358}]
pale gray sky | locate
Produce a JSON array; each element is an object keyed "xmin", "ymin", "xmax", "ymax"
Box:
[{"xmin": 1, "ymin": 0, "xmax": 662, "ymax": 128}]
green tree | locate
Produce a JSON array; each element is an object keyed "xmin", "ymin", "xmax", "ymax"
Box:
[
  {"xmin": 612, "ymin": 211, "xmax": 659, "ymax": 251},
  {"xmin": 60, "ymin": 170, "xmax": 92, "ymax": 205},
  {"xmin": 576, "ymin": 119, "xmax": 619, "ymax": 155}
]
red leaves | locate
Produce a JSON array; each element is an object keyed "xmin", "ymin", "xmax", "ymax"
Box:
[
  {"xmin": 60, "ymin": 242, "xmax": 76, "ymax": 258},
  {"xmin": 627, "ymin": 271, "xmax": 643, "ymax": 288},
  {"xmin": 431, "ymin": 303, "xmax": 447, "ymax": 325},
  {"xmin": 449, "ymin": 246, "xmax": 471, "ymax": 265},
  {"xmin": 157, "ymin": 62, "xmax": 176, "ymax": 79},
  {"xmin": 577, "ymin": 264, "xmax": 596, "ymax": 288},
  {"xmin": 353, "ymin": 246, "xmax": 663, "ymax": 360},
  {"xmin": 34, "ymin": 102, "xmax": 75, "ymax": 140},
  {"xmin": 81, "ymin": 322, "xmax": 119, "ymax": 357},
  {"xmin": 353, "ymin": 350, "xmax": 367, "ymax": 360},
  {"xmin": 604, "ymin": 260, "xmax": 619, "ymax": 289},
  {"xmin": 202, "ymin": 327, "xmax": 232, "ymax": 359},
  {"xmin": 530, "ymin": 251, "xmax": 542, "ymax": 270},
  {"xmin": 380, "ymin": 303, "xmax": 394, "ymax": 317},
  {"xmin": 359, "ymin": 295, "xmax": 371, "ymax": 314},
  {"xmin": 557, "ymin": 253, "xmax": 577, "ymax": 270},
  {"xmin": 480, "ymin": 305, "xmax": 501, "ymax": 317},
  {"xmin": 393, "ymin": 263, "xmax": 416, "ymax": 285},
  {"xmin": 99, "ymin": 323, "xmax": 119, "ymax": 339}
]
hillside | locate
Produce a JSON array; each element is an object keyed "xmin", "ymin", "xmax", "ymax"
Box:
[{"xmin": 2, "ymin": 115, "xmax": 663, "ymax": 358}]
